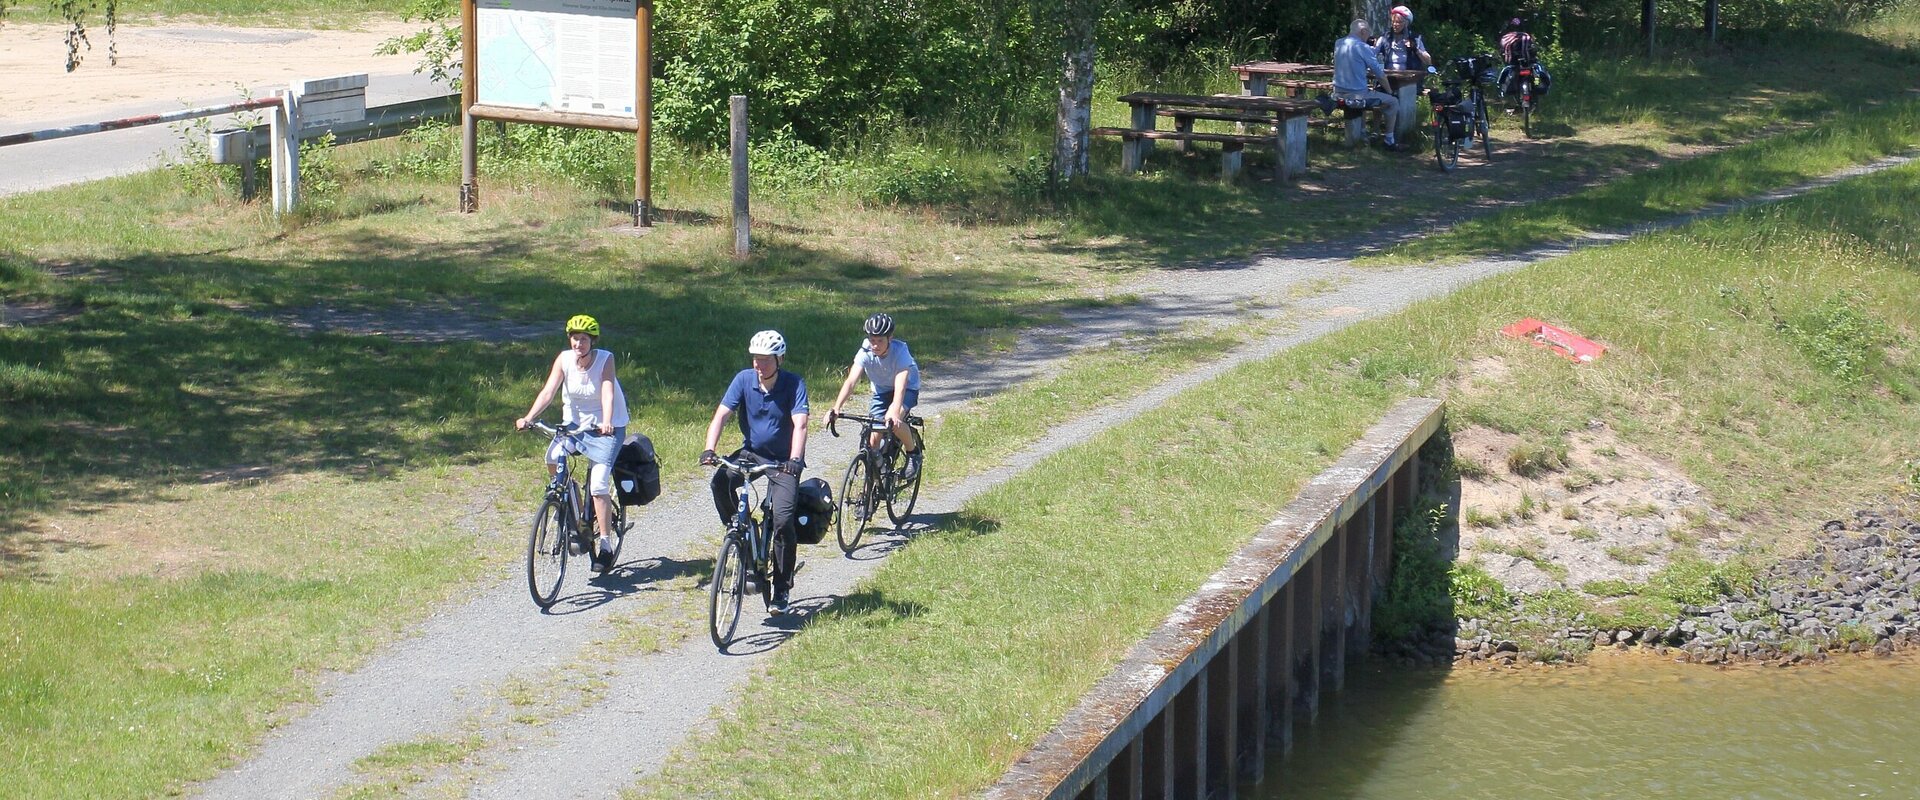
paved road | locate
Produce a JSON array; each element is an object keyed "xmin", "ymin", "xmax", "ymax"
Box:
[{"xmin": 0, "ymin": 71, "xmax": 447, "ymax": 197}]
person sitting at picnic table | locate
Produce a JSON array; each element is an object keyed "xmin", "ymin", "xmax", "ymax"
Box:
[
  {"xmin": 1319, "ymin": 18, "xmax": 1401, "ymax": 150},
  {"xmin": 1374, "ymin": 5, "xmax": 1432, "ymax": 72}
]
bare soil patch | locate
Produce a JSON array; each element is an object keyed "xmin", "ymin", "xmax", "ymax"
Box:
[
  {"xmin": 1453, "ymin": 420, "xmax": 1737, "ymax": 594},
  {"xmin": 0, "ymin": 19, "xmax": 422, "ymax": 126}
]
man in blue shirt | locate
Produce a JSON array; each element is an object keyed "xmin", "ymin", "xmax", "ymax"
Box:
[
  {"xmin": 701, "ymin": 329, "xmax": 810, "ymax": 612},
  {"xmin": 1330, "ymin": 18, "xmax": 1400, "ymax": 149}
]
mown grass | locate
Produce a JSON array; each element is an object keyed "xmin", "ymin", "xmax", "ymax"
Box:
[
  {"xmin": 1365, "ymin": 99, "xmax": 1920, "ymax": 263},
  {"xmin": 630, "ymin": 161, "xmax": 1920, "ymax": 798},
  {"xmin": 3, "ymin": 14, "xmax": 1918, "ymax": 796}
]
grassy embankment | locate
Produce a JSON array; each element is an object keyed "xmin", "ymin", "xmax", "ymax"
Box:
[
  {"xmin": 3, "ymin": 12, "xmax": 1918, "ymax": 796},
  {"xmin": 632, "ymin": 162, "xmax": 1920, "ymax": 800}
]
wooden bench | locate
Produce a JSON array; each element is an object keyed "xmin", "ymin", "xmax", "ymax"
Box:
[{"xmin": 1105, "ymin": 92, "xmax": 1321, "ymax": 181}]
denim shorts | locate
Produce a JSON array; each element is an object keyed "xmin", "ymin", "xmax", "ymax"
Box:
[{"xmin": 869, "ymin": 389, "xmax": 919, "ymax": 420}]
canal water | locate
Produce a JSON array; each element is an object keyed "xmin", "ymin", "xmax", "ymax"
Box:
[{"xmin": 1258, "ymin": 653, "xmax": 1920, "ymax": 799}]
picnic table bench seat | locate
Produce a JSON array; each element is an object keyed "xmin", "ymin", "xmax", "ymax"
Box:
[{"xmin": 1101, "ymin": 92, "xmax": 1321, "ymax": 180}]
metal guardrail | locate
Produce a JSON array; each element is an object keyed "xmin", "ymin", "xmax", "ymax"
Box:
[
  {"xmin": 0, "ymin": 97, "xmax": 286, "ymax": 148},
  {"xmin": 217, "ymin": 93, "xmax": 461, "ymax": 152}
]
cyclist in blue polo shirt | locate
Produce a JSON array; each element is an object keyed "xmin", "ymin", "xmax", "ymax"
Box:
[{"xmin": 700, "ymin": 330, "xmax": 810, "ymax": 612}]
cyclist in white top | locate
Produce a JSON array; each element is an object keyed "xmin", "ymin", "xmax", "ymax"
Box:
[
  {"xmin": 826, "ymin": 313, "xmax": 922, "ymax": 481},
  {"xmin": 514, "ymin": 314, "xmax": 630, "ymax": 567}
]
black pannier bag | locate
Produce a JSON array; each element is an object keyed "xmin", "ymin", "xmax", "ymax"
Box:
[
  {"xmin": 614, "ymin": 433, "xmax": 661, "ymax": 507},
  {"xmin": 794, "ymin": 477, "xmax": 834, "ymax": 545}
]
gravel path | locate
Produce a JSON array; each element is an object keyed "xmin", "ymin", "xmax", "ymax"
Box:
[{"xmin": 190, "ymin": 153, "xmax": 1916, "ymax": 799}]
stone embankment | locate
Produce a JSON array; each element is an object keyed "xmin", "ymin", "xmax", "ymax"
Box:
[{"xmin": 1449, "ymin": 506, "xmax": 1920, "ymax": 667}]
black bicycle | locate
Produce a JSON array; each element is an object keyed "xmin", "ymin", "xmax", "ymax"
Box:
[
  {"xmin": 706, "ymin": 453, "xmax": 786, "ymax": 648},
  {"xmin": 1510, "ymin": 58, "xmax": 1543, "ymax": 138},
  {"xmin": 1431, "ymin": 54, "xmax": 1495, "ymax": 171},
  {"xmin": 827, "ymin": 411, "xmax": 925, "ymax": 555},
  {"xmin": 524, "ymin": 422, "xmax": 629, "ymax": 609}
]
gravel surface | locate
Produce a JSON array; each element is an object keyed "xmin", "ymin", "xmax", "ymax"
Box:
[{"xmin": 191, "ymin": 154, "xmax": 1917, "ymax": 799}]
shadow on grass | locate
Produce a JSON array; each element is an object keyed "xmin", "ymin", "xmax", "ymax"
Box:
[{"xmin": 0, "ymin": 231, "xmax": 1100, "ymax": 552}]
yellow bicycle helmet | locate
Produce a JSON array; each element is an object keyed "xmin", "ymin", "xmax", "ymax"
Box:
[{"xmin": 565, "ymin": 314, "xmax": 601, "ymax": 337}]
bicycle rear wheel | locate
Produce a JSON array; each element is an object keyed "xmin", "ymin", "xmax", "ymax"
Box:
[
  {"xmin": 1521, "ymin": 95, "xmax": 1533, "ymax": 138},
  {"xmin": 836, "ymin": 452, "xmax": 874, "ymax": 554},
  {"xmin": 527, "ymin": 498, "xmax": 568, "ymax": 608},
  {"xmin": 708, "ymin": 535, "xmax": 746, "ymax": 648},
  {"xmin": 886, "ymin": 444, "xmax": 922, "ymax": 526}
]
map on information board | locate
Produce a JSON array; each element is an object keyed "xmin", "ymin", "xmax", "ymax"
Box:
[{"xmin": 476, "ymin": 0, "xmax": 637, "ymax": 117}]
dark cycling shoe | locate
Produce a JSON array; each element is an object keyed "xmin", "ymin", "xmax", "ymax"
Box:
[
  {"xmin": 1314, "ymin": 93, "xmax": 1334, "ymax": 116},
  {"xmin": 592, "ymin": 536, "xmax": 617, "ymax": 572},
  {"xmin": 770, "ymin": 586, "xmax": 790, "ymax": 614}
]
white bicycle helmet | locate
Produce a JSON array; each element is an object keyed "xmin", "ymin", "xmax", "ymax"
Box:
[{"xmin": 748, "ymin": 329, "xmax": 788, "ymax": 357}]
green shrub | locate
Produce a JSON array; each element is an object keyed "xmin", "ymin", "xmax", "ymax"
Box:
[
  {"xmin": 1373, "ymin": 501, "xmax": 1455, "ymax": 643},
  {"xmin": 1448, "ymin": 561, "xmax": 1513, "ymax": 620}
]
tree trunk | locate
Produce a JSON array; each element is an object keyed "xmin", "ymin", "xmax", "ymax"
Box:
[
  {"xmin": 1052, "ymin": 0, "xmax": 1098, "ymax": 183},
  {"xmin": 1351, "ymin": 0, "xmax": 1391, "ymax": 37}
]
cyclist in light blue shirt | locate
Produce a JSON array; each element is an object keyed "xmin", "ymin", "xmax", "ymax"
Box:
[{"xmin": 826, "ymin": 313, "xmax": 923, "ymax": 481}]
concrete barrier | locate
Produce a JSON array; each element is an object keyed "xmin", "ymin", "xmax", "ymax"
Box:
[{"xmin": 984, "ymin": 397, "xmax": 1444, "ymax": 800}]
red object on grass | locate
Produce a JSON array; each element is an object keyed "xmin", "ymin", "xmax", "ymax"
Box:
[{"xmin": 1500, "ymin": 318, "xmax": 1606, "ymax": 363}]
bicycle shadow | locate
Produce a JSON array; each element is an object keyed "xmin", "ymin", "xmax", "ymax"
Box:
[
  {"xmin": 542, "ymin": 555, "xmax": 710, "ymax": 616},
  {"xmin": 842, "ymin": 510, "xmax": 999, "ymax": 562},
  {"xmin": 719, "ymin": 587, "xmax": 928, "ymax": 657}
]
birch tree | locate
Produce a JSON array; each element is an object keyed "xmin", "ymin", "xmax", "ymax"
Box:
[{"xmin": 1052, "ymin": 0, "xmax": 1100, "ymax": 183}]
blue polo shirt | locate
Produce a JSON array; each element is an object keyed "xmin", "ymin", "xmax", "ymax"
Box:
[{"xmin": 720, "ymin": 368, "xmax": 809, "ymax": 461}]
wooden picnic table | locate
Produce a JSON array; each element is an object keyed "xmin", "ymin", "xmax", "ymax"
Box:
[
  {"xmin": 1234, "ymin": 61, "xmax": 1428, "ymax": 139},
  {"xmin": 1092, "ymin": 92, "xmax": 1321, "ymax": 181}
]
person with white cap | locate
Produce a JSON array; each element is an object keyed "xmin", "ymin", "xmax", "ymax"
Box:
[{"xmin": 701, "ymin": 329, "xmax": 810, "ymax": 612}]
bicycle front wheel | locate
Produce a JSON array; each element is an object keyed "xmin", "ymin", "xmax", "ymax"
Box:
[
  {"xmin": 1433, "ymin": 119, "xmax": 1458, "ymax": 172},
  {"xmin": 1476, "ymin": 98, "xmax": 1493, "ymax": 159},
  {"xmin": 709, "ymin": 535, "xmax": 746, "ymax": 648},
  {"xmin": 527, "ymin": 498, "xmax": 568, "ymax": 608},
  {"xmin": 886, "ymin": 446, "xmax": 922, "ymax": 526},
  {"xmin": 836, "ymin": 453, "xmax": 873, "ymax": 554}
]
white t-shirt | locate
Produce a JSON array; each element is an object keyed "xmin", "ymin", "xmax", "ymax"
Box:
[
  {"xmin": 854, "ymin": 338, "xmax": 920, "ymax": 393},
  {"xmin": 558, "ymin": 349, "xmax": 630, "ymax": 428}
]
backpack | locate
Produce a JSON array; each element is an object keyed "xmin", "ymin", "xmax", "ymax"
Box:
[
  {"xmin": 613, "ymin": 433, "xmax": 661, "ymax": 507},
  {"xmin": 793, "ymin": 477, "xmax": 835, "ymax": 545}
]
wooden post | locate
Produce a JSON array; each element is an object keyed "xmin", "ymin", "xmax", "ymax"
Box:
[
  {"xmin": 730, "ymin": 95, "xmax": 749, "ymax": 258},
  {"xmin": 634, "ymin": 0, "xmax": 653, "ymax": 226},
  {"xmin": 1207, "ymin": 644, "xmax": 1238, "ymax": 799},
  {"xmin": 1393, "ymin": 81, "xmax": 1420, "ymax": 140},
  {"xmin": 270, "ymin": 91, "xmax": 299, "ymax": 215},
  {"xmin": 1128, "ymin": 102, "xmax": 1156, "ymax": 170},
  {"xmin": 1272, "ymin": 577, "xmax": 1297, "ymax": 757},
  {"xmin": 1220, "ymin": 141, "xmax": 1243, "ymax": 180},
  {"xmin": 1238, "ymin": 605, "xmax": 1270, "ymax": 784},
  {"xmin": 1327, "ymin": 525, "xmax": 1349, "ymax": 693},
  {"xmin": 1172, "ymin": 114, "xmax": 1193, "ymax": 154},
  {"xmin": 460, "ymin": 0, "xmax": 478, "ymax": 213},
  {"xmin": 1277, "ymin": 114, "xmax": 1308, "ymax": 181},
  {"xmin": 1178, "ymin": 670, "xmax": 1207, "ymax": 800},
  {"xmin": 1143, "ymin": 704, "xmax": 1174, "ymax": 799}
]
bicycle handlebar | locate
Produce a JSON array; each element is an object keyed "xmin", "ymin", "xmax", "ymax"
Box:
[
  {"xmin": 827, "ymin": 411, "xmax": 925, "ymax": 438},
  {"xmin": 710, "ymin": 454, "xmax": 783, "ymax": 479},
  {"xmin": 523, "ymin": 420, "xmax": 612, "ymax": 438}
]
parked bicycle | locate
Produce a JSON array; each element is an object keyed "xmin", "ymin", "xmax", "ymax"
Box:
[
  {"xmin": 1431, "ymin": 54, "xmax": 1494, "ymax": 171},
  {"xmin": 827, "ymin": 411, "xmax": 925, "ymax": 554},
  {"xmin": 706, "ymin": 453, "xmax": 787, "ymax": 647},
  {"xmin": 523, "ymin": 421, "xmax": 629, "ymax": 609}
]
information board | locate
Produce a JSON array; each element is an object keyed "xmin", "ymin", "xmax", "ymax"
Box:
[{"xmin": 475, "ymin": 0, "xmax": 637, "ymax": 117}]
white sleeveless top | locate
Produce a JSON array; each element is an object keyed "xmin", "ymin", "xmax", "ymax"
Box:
[{"xmin": 559, "ymin": 349, "xmax": 630, "ymax": 428}]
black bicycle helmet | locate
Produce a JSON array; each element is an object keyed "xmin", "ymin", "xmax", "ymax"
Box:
[{"xmin": 864, "ymin": 313, "xmax": 895, "ymax": 337}]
